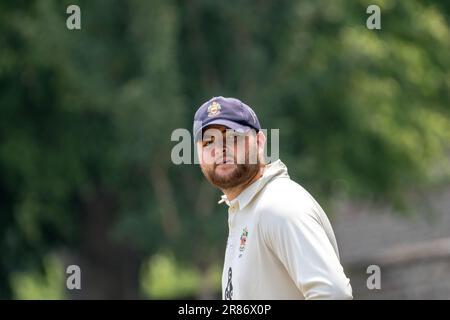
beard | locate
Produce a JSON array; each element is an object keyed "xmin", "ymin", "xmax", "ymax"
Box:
[{"xmin": 201, "ymin": 158, "xmax": 261, "ymax": 190}]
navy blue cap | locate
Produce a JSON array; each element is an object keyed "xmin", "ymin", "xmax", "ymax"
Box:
[{"xmin": 193, "ymin": 96, "xmax": 261, "ymax": 142}]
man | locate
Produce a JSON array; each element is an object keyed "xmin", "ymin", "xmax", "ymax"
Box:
[{"xmin": 193, "ymin": 96, "xmax": 353, "ymax": 300}]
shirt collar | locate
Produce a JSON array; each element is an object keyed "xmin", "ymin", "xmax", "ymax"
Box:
[{"xmin": 217, "ymin": 178, "xmax": 261, "ymax": 209}]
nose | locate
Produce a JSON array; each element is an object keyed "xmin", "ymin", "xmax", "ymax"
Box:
[{"xmin": 211, "ymin": 132, "xmax": 232, "ymax": 158}]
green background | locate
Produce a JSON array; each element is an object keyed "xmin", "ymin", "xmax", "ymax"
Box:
[{"xmin": 0, "ymin": 0, "xmax": 449, "ymax": 299}]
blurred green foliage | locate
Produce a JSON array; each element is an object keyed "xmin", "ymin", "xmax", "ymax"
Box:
[
  {"xmin": 0, "ymin": 0, "xmax": 449, "ymax": 298},
  {"xmin": 11, "ymin": 254, "xmax": 64, "ymax": 299},
  {"xmin": 141, "ymin": 252, "xmax": 221, "ymax": 299}
]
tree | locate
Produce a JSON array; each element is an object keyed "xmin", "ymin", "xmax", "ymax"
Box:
[{"xmin": 0, "ymin": 0, "xmax": 449, "ymax": 298}]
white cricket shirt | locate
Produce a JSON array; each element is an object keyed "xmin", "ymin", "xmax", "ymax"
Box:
[{"xmin": 219, "ymin": 159, "xmax": 353, "ymax": 300}]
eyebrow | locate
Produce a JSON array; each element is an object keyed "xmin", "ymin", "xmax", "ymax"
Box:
[{"xmin": 202, "ymin": 127, "xmax": 228, "ymax": 136}]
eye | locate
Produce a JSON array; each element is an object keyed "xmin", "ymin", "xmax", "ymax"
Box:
[
  {"xmin": 202, "ymin": 137, "xmax": 214, "ymax": 147},
  {"xmin": 226, "ymin": 131, "xmax": 244, "ymax": 143}
]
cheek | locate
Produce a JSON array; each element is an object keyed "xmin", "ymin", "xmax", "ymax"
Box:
[
  {"xmin": 234, "ymin": 138, "xmax": 249, "ymax": 156},
  {"xmin": 201, "ymin": 148, "xmax": 216, "ymax": 165},
  {"xmin": 200, "ymin": 163, "xmax": 214, "ymax": 175},
  {"xmin": 234, "ymin": 138, "xmax": 257, "ymax": 163}
]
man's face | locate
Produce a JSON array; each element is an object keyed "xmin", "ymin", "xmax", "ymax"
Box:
[{"xmin": 197, "ymin": 124, "xmax": 261, "ymax": 189}]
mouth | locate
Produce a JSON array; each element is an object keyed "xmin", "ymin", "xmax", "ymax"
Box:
[{"xmin": 216, "ymin": 156, "xmax": 235, "ymax": 165}]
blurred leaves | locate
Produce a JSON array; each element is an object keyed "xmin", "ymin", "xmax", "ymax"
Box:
[
  {"xmin": 140, "ymin": 252, "xmax": 221, "ymax": 299},
  {"xmin": 0, "ymin": 0, "xmax": 449, "ymax": 298},
  {"xmin": 11, "ymin": 255, "xmax": 64, "ymax": 299}
]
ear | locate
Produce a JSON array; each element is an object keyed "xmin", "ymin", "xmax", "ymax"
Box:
[{"xmin": 256, "ymin": 131, "xmax": 266, "ymax": 163}]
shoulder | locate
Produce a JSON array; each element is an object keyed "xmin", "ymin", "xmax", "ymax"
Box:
[{"xmin": 255, "ymin": 176, "xmax": 322, "ymax": 231}]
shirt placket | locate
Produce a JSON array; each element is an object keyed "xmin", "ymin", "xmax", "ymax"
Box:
[{"xmin": 225, "ymin": 202, "xmax": 239, "ymax": 265}]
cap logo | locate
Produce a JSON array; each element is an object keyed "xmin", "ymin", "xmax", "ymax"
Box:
[{"xmin": 207, "ymin": 101, "xmax": 221, "ymax": 117}]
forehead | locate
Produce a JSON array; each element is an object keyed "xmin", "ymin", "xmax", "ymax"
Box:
[
  {"xmin": 202, "ymin": 124, "xmax": 229, "ymax": 134},
  {"xmin": 201, "ymin": 125, "xmax": 230, "ymax": 139}
]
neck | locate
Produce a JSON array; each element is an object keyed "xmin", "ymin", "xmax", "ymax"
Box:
[{"xmin": 222, "ymin": 166, "xmax": 265, "ymax": 201}]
